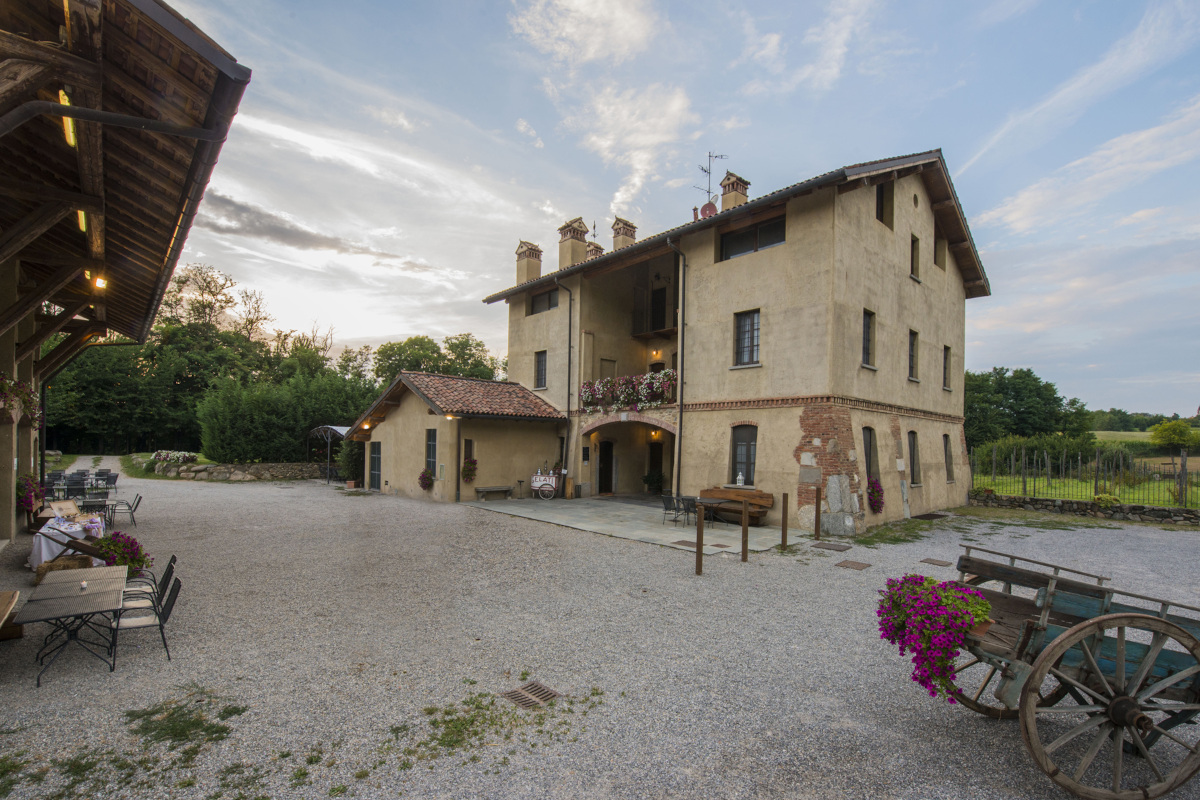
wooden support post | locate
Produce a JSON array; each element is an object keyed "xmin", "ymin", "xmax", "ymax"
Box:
[
  {"xmin": 741, "ymin": 500, "xmax": 749, "ymax": 562},
  {"xmin": 0, "ymin": 263, "xmax": 84, "ymax": 339},
  {"xmin": 814, "ymin": 486, "xmax": 822, "ymax": 541},
  {"xmin": 695, "ymin": 508, "xmax": 704, "ymax": 576},
  {"xmin": 781, "ymin": 493, "xmax": 788, "ymax": 549}
]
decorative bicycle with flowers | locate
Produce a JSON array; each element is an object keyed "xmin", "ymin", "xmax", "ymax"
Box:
[{"xmin": 882, "ymin": 545, "xmax": 1200, "ymax": 800}]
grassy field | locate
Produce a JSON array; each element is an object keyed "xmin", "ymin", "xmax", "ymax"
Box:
[
  {"xmin": 1094, "ymin": 430, "xmax": 1154, "ymax": 442},
  {"xmin": 44, "ymin": 453, "xmax": 81, "ymax": 471},
  {"xmin": 972, "ymin": 474, "xmax": 1196, "ymax": 508}
]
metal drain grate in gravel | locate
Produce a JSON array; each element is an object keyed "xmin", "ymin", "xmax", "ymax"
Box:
[
  {"xmin": 812, "ymin": 542, "xmax": 851, "ymax": 552},
  {"xmin": 835, "ymin": 560, "xmax": 871, "ymax": 570},
  {"xmin": 498, "ymin": 681, "xmax": 561, "ymax": 709},
  {"xmin": 920, "ymin": 558, "xmax": 953, "ymax": 567}
]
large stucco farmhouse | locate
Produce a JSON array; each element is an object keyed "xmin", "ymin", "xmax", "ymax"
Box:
[{"xmin": 351, "ymin": 149, "xmax": 990, "ymax": 533}]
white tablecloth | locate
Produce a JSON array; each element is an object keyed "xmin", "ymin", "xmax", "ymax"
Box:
[{"xmin": 28, "ymin": 519, "xmax": 106, "ymax": 571}]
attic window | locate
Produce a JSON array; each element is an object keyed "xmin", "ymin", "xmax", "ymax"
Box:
[
  {"xmin": 720, "ymin": 217, "xmax": 785, "ymax": 261},
  {"xmin": 529, "ymin": 289, "xmax": 559, "ymax": 315},
  {"xmin": 876, "ymin": 181, "xmax": 894, "ymax": 229}
]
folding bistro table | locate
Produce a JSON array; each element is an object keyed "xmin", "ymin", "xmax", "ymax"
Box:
[{"xmin": 13, "ymin": 566, "xmax": 127, "ymax": 686}]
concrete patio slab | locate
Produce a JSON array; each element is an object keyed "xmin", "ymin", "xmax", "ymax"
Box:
[{"xmin": 463, "ymin": 497, "xmax": 789, "ymax": 555}]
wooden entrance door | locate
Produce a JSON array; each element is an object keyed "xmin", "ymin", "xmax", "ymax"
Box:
[
  {"xmin": 598, "ymin": 441, "xmax": 614, "ymax": 494},
  {"xmin": 648, "ymin": 442, "xmax": 663, "ymax": 475}
]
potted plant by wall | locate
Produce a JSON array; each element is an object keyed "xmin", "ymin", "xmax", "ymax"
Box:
[
  {"xmin": 642, "ymin": 469, "xmax": 665, "ymax": 495},
  {"xmin": 16, "ymin": 473, "xmax": 44, "ymax": 530},
  {"xmin": 877, "ymin": 574, "xmax": 992, "ymax": 702},
  {"xmin": 94, "ymin": 531, "xmax": 153, "ymax": 578},
  {"xmin": 867, "ymin": 476, "xmax": 885, "ymax": 513},
  {"xmin": 418, "ymin": 468, "xmax": 435, "ymax": 491},
  {"xmin": 461, "ymin": 458, "xmax": 478, "ymax": 484}
]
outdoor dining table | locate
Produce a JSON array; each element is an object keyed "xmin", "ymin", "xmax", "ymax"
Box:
[
  {"xmin": 12, "ymin": 565, "xmax": 127, "ymax": 686},
  {"xmin": 28, "ymin": 519, "xmax": 106, "ymax": 571},
  {"xmin": 694, "ymin": 497, "xmax": 729, "ymax": 525}
]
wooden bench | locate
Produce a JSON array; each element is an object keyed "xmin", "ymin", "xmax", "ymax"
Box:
[
  {"xmin": 0, "ymin": 591, "xmax": 21, "ymax": 640},
  {"xmin": 474, "ymin": 486, "xmax": 514, "ymax": 501},
  {"xmin": 699, "ymin": 488, "xmax": 772, "ymax": 526}
]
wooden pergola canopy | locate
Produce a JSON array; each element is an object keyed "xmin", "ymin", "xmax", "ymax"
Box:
[{"xmin": 1, "ymin": 0, "xmax": 251, "ymax": 361}]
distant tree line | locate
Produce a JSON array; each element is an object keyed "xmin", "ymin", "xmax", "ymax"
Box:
[
  {"xmin": 46, "ymin": 265, "xmax": 504, "ymax": 461},
  {"xmin": 964, "ymin": 366, "xmax": 1197, "ymax": 455}
]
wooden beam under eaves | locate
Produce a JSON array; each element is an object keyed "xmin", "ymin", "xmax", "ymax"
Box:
[
  {"xmin": 0, "ymin": 262, "xmax": 85, "ymax": 339},
  {"xmin": 36, "ymin": 325, "xmax": 106, "ymax": 381},
  {"xmin": 0, "ymin": 59, "xmax": 51, "ymax": 112},
  {"xmin": 0, "ymin": 179, "xmax": 104, "ymax": 214},
  {"xmin": 0, "ymin": 202, "xmax": 74, "ymax": 264},
  {"xmin": 62, "ymin": 0, "xmax": 105, "ymax": 260},
  {"xmin": 15, "ymin": 298, "xmax": 89, "ymax": 361},
  {"xmin": 0, "ymin": 31, "xmax": 101, "ymax": 89}
]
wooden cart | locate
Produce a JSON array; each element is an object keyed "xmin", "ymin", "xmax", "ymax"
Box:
[{"xmin": 951, "ymin": 545, "xmax": 1200, "ymax": 799}]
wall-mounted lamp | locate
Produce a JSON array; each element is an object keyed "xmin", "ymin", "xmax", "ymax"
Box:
[
  {"xmin": 93, "ymin": 276, "xmax": 107, "ymax": 290},
  {"xmin": 651, "ymin": 349, "xmax": 660, "ymax": 357},
  {"xmin": 362, "ymin": 423, "xmax": 370, "ymax": 429},
  {"xmin": 445, "ymin": 414, "xmax": 455, "ymax": 420},
  {"xmin": 650, "ymin": 430, "xmax": 659, "ymax": 439}
]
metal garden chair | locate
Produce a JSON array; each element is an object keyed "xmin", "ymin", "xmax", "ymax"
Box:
[{"xmin": 110, "ymin": 577, "xmax": 180, "ymax": 664}]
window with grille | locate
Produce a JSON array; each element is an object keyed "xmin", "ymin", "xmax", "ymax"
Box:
[
  {"xmin": 734, "ymin": 310, "xmax": 760, "ymax": 366},
  {"xmin": 425, "ymin": 429, "xmax": 437, "ymax": 474},
  {"xmin": 863, "ymin": 427, "xmax": 879, "ymax": 480},
  {"xmin": 862, "ymin": 310, "xmax": 875, "ymax": 366},
  {"xmin": 730, "ymin": 425, "xmax": 757, "ymax": 485},
  {"xmin": 908, "ymin": 330, "xmax": 919, "ymax": 380},
  {"xmin": 908, "ymin": 431, "xmax": 921, "ymax": 485},
  {"xmin": 534, "ymin": 350, "xmax": 547, "ymax": 388}
]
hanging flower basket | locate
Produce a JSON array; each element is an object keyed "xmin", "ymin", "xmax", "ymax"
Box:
[
  {"xmin": 418, "ymin": 468, "xmax": 434, "ymax": 491},
  {"xmin": 460, "ymin": 458, "xmax": 477, "ymax": 484},
  {"xmin": 867, "ymin": 477, "xmax": 885, "ymax": 513}
]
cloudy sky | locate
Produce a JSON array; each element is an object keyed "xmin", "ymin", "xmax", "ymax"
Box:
[{"xmin": 173, "ymin": 0, "xmax": 1200, "ymax": 415}]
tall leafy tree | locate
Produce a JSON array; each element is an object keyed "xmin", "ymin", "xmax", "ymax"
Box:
[{"xmin": 373, "ymin": 336, "xmax": 444, "ymax": 381}]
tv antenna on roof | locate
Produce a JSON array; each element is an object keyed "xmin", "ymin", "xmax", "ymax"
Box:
[
  {"xmin": 694, "ymin": 151, "xmax": 728, "ymax": 205},
  {"xmin": 591, "ymin": 220, "xmax": 597, "ymax": 240}
]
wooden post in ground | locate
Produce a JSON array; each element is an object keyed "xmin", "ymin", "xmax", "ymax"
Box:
[
  {"xmin": 781, "ymin": 493, "xmax": 788, "ymax": 549},
  {"xmin": 741, "ymin": 500, "xmax": 749, "ymax": 563},
  {"xmin": 1180, "ymin": 449, "xmax": 1189, "ymax": 509},
  {"xmin": 992, "ymin": 444, "xmax": 997, "ymax": 485},
  {"xmin": 695, "ymin": 509, "xmax": 704, "ymax": 576},
  {"xmin": 1021, "ymin": 446, "xmax": 1027, "ymax": 497},
  {"xmin": 814, "ymin": 486, "xmax": 823, "ymax": 541},
  {"xmin": 1093, "ymin": 447, "xmax": 1100, "ymax": 498},
  {"xmin": 1045, "ymin": 450, "xmax": 1051, "ymax": 490}
]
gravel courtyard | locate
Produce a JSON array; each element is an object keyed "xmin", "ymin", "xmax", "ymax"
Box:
[{"xmin": 1, "ymin": 465, "xmax": 1199, "ymax": 800}]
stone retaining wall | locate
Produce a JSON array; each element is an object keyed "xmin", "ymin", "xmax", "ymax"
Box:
[
  {"xmin": 130, "ymin": 455, "xmax": 321, "ymax": 482},
  {"xmin": 969, "ymin": 493, "xmax": 1199, "ymax": 525}
]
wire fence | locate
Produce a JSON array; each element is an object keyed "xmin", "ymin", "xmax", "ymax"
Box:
[{"xmin": 970, "ymin": 445, "xmax": 1196, "ymax": 509}]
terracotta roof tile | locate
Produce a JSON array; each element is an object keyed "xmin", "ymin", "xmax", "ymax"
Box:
[{"xmin": 403, "ymin": 372, "xmax": 565, "ymax": 420}]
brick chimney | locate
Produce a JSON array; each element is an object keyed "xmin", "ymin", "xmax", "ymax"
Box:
[
  {"xmin": 720, "ymin": 171, "xmax": 750, "ymax": 211},
  {"xmin": 586, "ymin": 241, "xmax": 605, "ymax": 260},
  {"xmin": 515, "ymin": 240, "xmax": 542, "ymax": 284},
  {"xmin": 557, "ymin": 217, "xmax": 589, "ymax": 268},
  {"xmin": 612, "ymin": 217, "xmax": 637, "ymax": 250}
]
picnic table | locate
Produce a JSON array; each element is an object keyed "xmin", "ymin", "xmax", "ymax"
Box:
[{"xmin": 13, "ymin": 565, "xmax": 127, "ymax": 686}]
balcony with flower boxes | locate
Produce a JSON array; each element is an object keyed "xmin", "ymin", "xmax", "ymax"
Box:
[{"xmin": 578, "ymin": 369, "xmax": 679, "ymax": 432}]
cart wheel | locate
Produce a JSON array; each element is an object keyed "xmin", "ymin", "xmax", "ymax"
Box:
[
  {"xmin": 1019, "ymin": 613, "xmax": 1200, "ymax": 800},
  {"xmin": 952, "ymin": 655, "xmax": 1069, "ymax": 719},
  {"xmin": 537, "ymin": 485, "xmax": 555, "ymax": 500}
]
